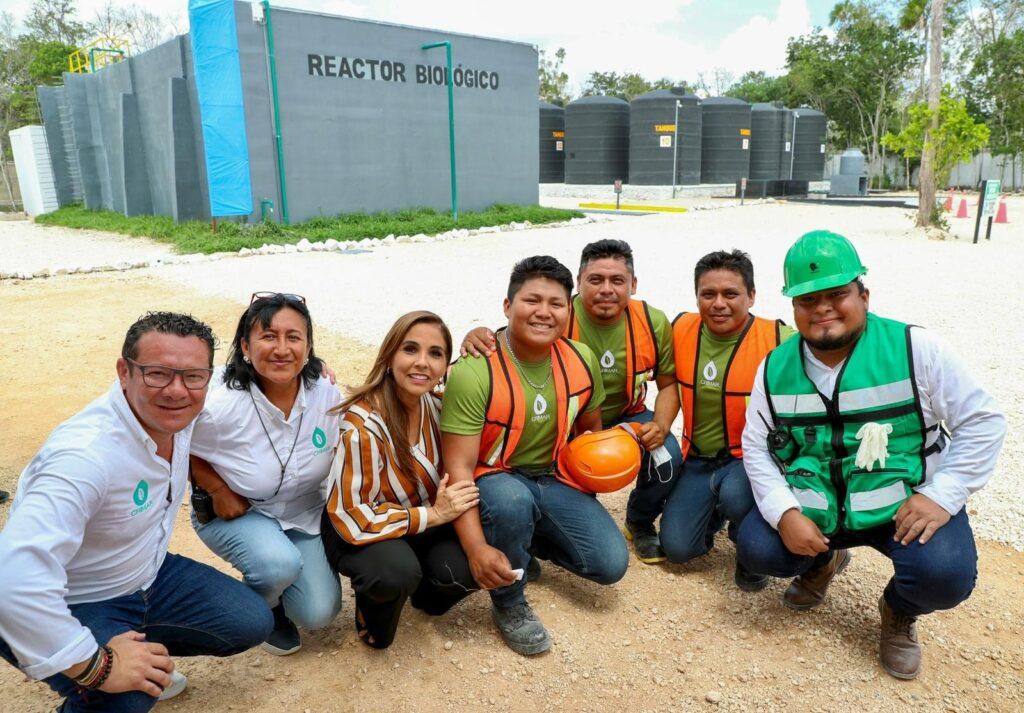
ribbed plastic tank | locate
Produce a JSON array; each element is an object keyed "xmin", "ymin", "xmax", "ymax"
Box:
[
  {"xmin": 791, "ymin": 107, "xmax": 827, "ymax": 180},
  {"xmin": 700, "ymin": 96, "xmax": 751, "ymax": 184},
  {"xmin": 564, "ymin": 95, "xmax": 630, "ymax": 185},
  {"xmin": 838, "ymin": 147, "xmax": 866, "ymax": 175},
  {"xmin": 539, "ymin": 101, "xmax": 565, "ymax": 183},
  {"xmin": 749, "ymin": 102, "xmax": 788, "ymax": 180},
  {"xmin": 628, "ymin": 88, "xmax": 702, "ymax": 185}
]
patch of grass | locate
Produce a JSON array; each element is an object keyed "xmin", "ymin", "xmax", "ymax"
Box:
[{"xmin": 35, "ymin": 204, "xmax": 584, "ymax": 255}]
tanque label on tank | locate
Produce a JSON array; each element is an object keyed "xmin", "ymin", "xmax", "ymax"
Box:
[{"xmin": 307, "ymin": 54, "xmax": 501, "ymax": 90}]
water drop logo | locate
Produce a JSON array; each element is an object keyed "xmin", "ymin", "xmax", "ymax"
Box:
[
  {"xmin": 312, "ymin": 427, "xmax": 327, "ymax": 449},
  {"xmin": 702, "ymin": 360, "xmax": 718, "ymax": 382},
  {"xmin": 600, "ymin": 350, "xmax": 615, "ymax": 369},
  {"xmin": 533, "ymin": 393, "xmax": 548, "ymax": 416},
  {"xmin": 132, "ymin": 480, "xmax": 149, "ymax": 507}
]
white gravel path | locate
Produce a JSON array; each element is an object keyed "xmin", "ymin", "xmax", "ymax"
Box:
[{"xmin": 5, "ymin": 199, "xmax": 1022, "ymax": 549}]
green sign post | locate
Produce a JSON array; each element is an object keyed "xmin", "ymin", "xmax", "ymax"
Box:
[{"xmin": 973, "ymin": 179, "xmax": 1001, "ymax": 244}]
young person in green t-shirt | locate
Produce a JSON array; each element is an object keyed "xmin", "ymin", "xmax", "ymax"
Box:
[{"xmin": 442, "ymin": 256, "xmax": 627, "ymax": 656}]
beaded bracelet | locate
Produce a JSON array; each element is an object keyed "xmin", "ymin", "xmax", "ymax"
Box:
[
  {"xmin": 71, "ymin": 647, "xmax": 102, "ymax": 686},
  {"xmin": 77, "ymin": 645, "xmax": 113, "ymax": 689}
]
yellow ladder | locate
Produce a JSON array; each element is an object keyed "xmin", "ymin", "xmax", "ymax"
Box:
[{"xmin": 68, "ymin": 37, "xmax": 130, "ymax": 74}]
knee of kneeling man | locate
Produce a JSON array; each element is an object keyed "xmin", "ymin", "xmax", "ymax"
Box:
[
  {"xmin": 292, "ymin": 598, "xmax": 342, "ymax": 631},
  {"xmin": 662, "ymin": 538, "xmax": 706, "ymax": 565},
  {"xmin": 254, "ymin": 551, "xmax": 304, "ymax": 591},
  {"xmin": 481, "ymin": 489, "xmax": 536, "ymax": 528},
  {"xmin": 593, "ymin": 546, "xmax": 629, "ymax": 585}
]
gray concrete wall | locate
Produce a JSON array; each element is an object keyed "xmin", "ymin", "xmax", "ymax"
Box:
[
  {"xmin": 37, "ymin": 86, "xmax": 76, "ymax": 205},
  {"xmin": 234, "ymin": 3, "xmax": 538, "ymax": 222}
]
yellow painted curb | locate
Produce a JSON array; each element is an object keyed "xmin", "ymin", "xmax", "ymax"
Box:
[{"xmin": 578, "ymin": 203, "xmax": 688, "ymax": 213}]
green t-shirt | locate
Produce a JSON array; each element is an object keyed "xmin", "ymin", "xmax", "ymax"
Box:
[
  {"xmin": 571, "ymin": 296, "xmax": 675, "ymax": 427},
  {"xmin": 441, "ymin": 338, "xmax": 605, "ymax": 475},
  {"xmin": 690, "ymin": 323, "xmax": 797, "ymax": 455}
]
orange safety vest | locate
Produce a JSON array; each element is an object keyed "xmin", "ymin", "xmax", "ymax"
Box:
[
  {"xmin": 566, "ymin": 298, "xmax": 660, "ymax": 417},
  {"xmin": 673, "ymin": 313, "xmax": 783, "ymax": 460},
  {"xmin": 474, "ymin": 329, "xmax": 595, "ymax": 490}
]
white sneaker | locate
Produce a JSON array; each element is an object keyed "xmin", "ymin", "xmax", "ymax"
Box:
[{"xmin": 158, "ymin": 670, "xmax": 188, "ymax": 701}]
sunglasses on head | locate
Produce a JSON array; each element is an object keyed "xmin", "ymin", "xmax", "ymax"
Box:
[{"xmin": 249, "ymin": 292, "xmax": 306, "ymax": 306}]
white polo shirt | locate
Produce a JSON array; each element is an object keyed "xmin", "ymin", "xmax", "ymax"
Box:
[
  {"xmin": 190, "ymin": 374, "xmax": 341, "ymax": 535},
  {"xmin": 0, "ymin": 381, "xmax": 192, "ymax": 680}
]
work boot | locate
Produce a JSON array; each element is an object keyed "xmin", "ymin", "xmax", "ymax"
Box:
[
  {"xmin": 491, "ymin": 602, "xmax": 551, "ymax": 656},
  {"xmin": 623, "ymin": 519, "xmax": 667, "ymax": 564},
  {"xmin": 782, "ymin": 549, "xmax": 851, "ymax": 610},
  {"xmin": 878, "ymin": 596, "xmax": 922, "ymax": 680},
  {"xmin": 261, "ymin": 603, "xmax": 301, "ymax": 655},
  {"xmin": 734, "ymin": 560, "xmax": 769, "ymax": 592},
  {"xmin": 0, "ymin": 489, "xmax": 9, "ymax": 505}
]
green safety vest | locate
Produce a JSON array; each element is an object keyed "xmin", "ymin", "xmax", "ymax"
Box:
[{"xmin": 764, "ymin": 313, "xmax": 931, "ymax": 534}]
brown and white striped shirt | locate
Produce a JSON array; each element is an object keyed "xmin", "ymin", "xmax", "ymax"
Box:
[{"xmin": 325, "ymin": 394, "xmax": 442, "ymax": 545}]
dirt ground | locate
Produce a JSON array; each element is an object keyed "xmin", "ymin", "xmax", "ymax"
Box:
[{"xmin": 1, "ymin": 273, "xmax": 1022, "ymax": 713}]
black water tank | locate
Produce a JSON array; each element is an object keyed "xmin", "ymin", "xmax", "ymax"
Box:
[
  {"xmin": 539, "ymin": 102, "xmax": 565, "ymax": 183},
  {"xmin": 700, "ymin": 96, "xmax": 751, "ymax": 184},
  {"xmin": 791, "ymin": 107, "xmax": 827, "ymax": 180},
  {"xmin": 750, "ymin": 102, "xmax": 788, "ymax": 180},
  {"xmin": 564, "ymin": 95, "xmax": 630, "ymax": 185},
  {"xmin": 628, "ymin": 88, "xmax": 702, "ymax": 185}
]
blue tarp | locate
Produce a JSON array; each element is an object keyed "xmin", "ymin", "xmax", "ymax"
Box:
[{"xmin": 189, "ymin": 0, "xmax": 252, "ymax": 217}]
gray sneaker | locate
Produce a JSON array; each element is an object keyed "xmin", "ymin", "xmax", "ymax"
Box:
[{"xmin": 491, "ymin": 602, "xmax": 551, "ymax": 655}]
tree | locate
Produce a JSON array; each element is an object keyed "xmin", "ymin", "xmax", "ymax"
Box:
[
  {"xmin": 693, "ymin": 67, "xmax": 734, "ymax": 98},
  {"xmin": 582, "ymin": 71, "xmax": 680, "ymax": 101},
  {"xmin": 968, "ymin": 29, "xmax": 1024, "ymax": 187},
  {"xmin": 24, "ymin": 0, "xmax": 85, "ymax": 45},
  {"xmin": 882, "ymin": 87, "xmax": 990, "ymax": 186},
  {"xmin": 538, "ymin": 47, "xmax": 571, "ymax": 106},
  {"xmin": 903, "ymin": 0, "xmax": 945, "ymax": 227},
  {"xmin": 725, "ymin": 71, "xmax": 791, "ymax": 104},
  {"xmin": 88, "ymin": 2, "xmax": 176, "ymax": 54},
  {"xmin": 0, "ymin": 14, "xmax": 35, "ymax": 205}
]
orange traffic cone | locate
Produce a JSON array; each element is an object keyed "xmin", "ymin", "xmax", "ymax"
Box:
[
  {"xmin": 956, "ymin": 197, "xmax": 969, "ymax": 218},
  {"xmin": 995, "ymin": 200, "xmax": 1008, "ymax": 223},
  {"xmin": 943, "ymin": 192, "xmax": 953, "ymax": 212}
]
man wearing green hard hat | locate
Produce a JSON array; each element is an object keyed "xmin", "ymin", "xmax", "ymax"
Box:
[{"xmin": 737, "ymin": 230, "xmax": 1006, "ymax": 680}]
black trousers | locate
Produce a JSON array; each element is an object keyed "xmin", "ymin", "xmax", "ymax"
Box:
[{"xmin": 320, "ymin": 510, "xmax": 477, "ymax": 648}]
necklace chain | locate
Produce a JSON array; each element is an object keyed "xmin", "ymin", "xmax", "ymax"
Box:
[
  {"xmin": 248, "ymin": 389, "xmax": 304, "ymax": 502},
  {"xmin": 503, "ymin": 330, "xmax": 552, "ymax": 391}
]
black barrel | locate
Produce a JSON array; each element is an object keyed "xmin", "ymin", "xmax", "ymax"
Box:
[
  {"xmin": 750, "ymin": 102, "xmax": 787, "ymax": 180},
  {"xmin": 564, "ymin": 95, "xmax": 630, "ymax": 185},
  {"xmin": 791, "ymin": 107, "xmax": 827, "ymax": 180},
  {"xmin": 628, "ymin": 88, "xmax": 702, "ymax": 185},
  {"xmin": 539, "ymin": 101, "xmax": 565, "ymax": 183},
  {"xmin": 700, "ymin": 96, "xmax": 751, "ymax": 184}
]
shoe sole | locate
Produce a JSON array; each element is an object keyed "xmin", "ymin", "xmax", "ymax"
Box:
[
  {"xmin": 735, "ymin": 576, "xmax": 770, "ymax": 593},
  {"xmin": 781, "ymin": 550, "xmax": 852, "ymax": 611},
  {"xmin": 261, "ymin": 641, "xmax": 302, "ymax": 656},
  {"xmin": 621, "ymin": 526, "xmax": 668, "ymax": 564},
  {"xmin": 500, "ymin": 632, "xmax": 552, "ymax": 656}
]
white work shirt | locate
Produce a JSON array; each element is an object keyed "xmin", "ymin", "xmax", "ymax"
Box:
[
  {"xmin": 0, "ymin": 381, "xmax": 191, "ymax": 680},
  {"xmin": 743, "ymin": 326, "xmax": 1006, "ymax": 529},
  {"xmin": 190, "ymin": 374, "xmax": 341, "ymax": 535}
]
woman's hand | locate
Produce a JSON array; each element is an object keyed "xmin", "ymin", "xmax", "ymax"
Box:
[
  {"xmin": 212, "ymin": 487, "xmax": 250, "ymax": 521},
  {"xmin": 427, "ymin": 474, "xmax": 479, "ymax": 525}
]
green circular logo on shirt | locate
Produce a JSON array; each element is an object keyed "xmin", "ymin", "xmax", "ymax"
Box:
[
  {"xmin": 312, "ymin": 427, "xmax": 327, "ymax": 449},
  {"xmin": 133, "ymin": 480, "xmax": 149, "ymax": 506}
]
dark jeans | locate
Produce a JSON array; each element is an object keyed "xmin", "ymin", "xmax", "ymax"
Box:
[
  {"xmin": 477, "ymin": 471, "xmax": 629, "ymax": 608},
  {"xmin": 320, "ymin": 512, "xmax": 476, "ymax": 649},
  {"xmin": 620, "ymin": 409, "xmax": 683, "ymax": 525},
  {"xmin": 659, "ymin": 455, "xmax": 755, "ymax": 564},
  {"xmin": 0, "ymin": 554, "xmax": 273, "ymax": 713},
  {"xmin": 737, "ymin": 507, "xmax": 978, "ymax": 617}
]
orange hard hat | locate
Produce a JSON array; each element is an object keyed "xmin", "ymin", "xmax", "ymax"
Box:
[{"xmin": 557, "ymin": 426, "xmax": 642, "ymax": 494}]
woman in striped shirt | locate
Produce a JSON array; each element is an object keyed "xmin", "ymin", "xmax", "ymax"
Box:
[{"xmin": 321, "ymin": 311, "xmax": 480, "ymax": 648}]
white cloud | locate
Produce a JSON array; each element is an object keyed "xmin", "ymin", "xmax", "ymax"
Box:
[{"xmin": 707, "ymin": 0, "xmax": 813, "ymax": 78}]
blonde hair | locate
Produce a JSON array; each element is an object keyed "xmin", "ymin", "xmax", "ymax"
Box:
[{"xmin": 333, "ymin": 311, "xmax": 452, "ymax": 476}]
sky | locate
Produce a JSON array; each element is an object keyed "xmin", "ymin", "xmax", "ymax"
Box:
[{"xmin": 4, "ymin": 0, "xmax": 838, "ymax": 91}]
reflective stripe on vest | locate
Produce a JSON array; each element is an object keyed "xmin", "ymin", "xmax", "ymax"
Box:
[
  {"xmin": 673, "ymin": 313, "xmax": 783, "ymax": 459},
  {"xmin": 566, "ymin": 298, "xmax": 659, "ymax": 417},
  {"xmin": 473, "ymin": 331, "xmax": 595, "ymax": 482},
  {"xmin": 764, "ymin": 313, "xmax": 930, "ymax": 534}
]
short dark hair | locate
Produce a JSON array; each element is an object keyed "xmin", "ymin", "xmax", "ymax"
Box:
[
  {"xmin": 693, "ymin": 249, "xmax": 756, "ymax": 295},
  {"xmin": 507, "ymin": 255, "xmax": 574, "ymax": 301},
  {"xmin": 224, "ymin": 294, "xmax": 324, "ymax": 391},
  {"xmin": 579, "ymin": 239, "xmax": 634, "ymax": 275},
  {"xmin": 854, "ymin": 277, "xmax": 866, "ymax": 294},
  {"xmin": 121, "ymin": 311, "xmax": 216, "ymax": 366}
]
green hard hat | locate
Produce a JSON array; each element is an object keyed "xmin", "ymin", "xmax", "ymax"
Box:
[{"xmin": 782, "ymin": 230, "xmax": 868, "ymax": 298}]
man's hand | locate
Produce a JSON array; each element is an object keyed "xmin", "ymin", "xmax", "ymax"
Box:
[
  {"xmin": 893, "ymin": 493, "xmax": 951, "ymax": 545},
  {"xmin": 460, "ymin": 327, "xmax": 497, "ymax": 358},
  {"xmin": 212, "ymin": 487, "xmax": 250, "ymax": 521},
  {"xmin": 466, "ymin": 543, "xmax": 517, "ymax": 589},
  {"xmin": 636, "ymin": 421, "xmax": 667, "ymax": 451},
  {"xmin": 778, "ymin": 508, "xmax": 830, "ymax": 556},
  {"xmin": 100, "ymin": 631, "xmax": 174, "ymax": 697}
]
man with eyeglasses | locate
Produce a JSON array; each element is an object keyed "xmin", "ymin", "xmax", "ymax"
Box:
[{"xmin": 0, "ymin": 312, "xmax": 273, "ymax": 712}]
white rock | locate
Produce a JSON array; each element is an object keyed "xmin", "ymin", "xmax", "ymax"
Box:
[
  {"xmin": 310, "ymin": 242, "xmax": 324, "ymax": 252},
  {"xmin": 706, "ymin": 691, "xmax": 722, "ymax": 704},
  {"xmin": 324, "ymin": 239, "xmax": 339, "ymax": 250},
  {"xmin": 238, "ymin": 247, "xmax": 253, "ymax": 256},
  {"xmin": 382, "ymin": 236, "xmax": 397, "ymax": 246},
  {"xmin": 283, "ymin": 244, "xmax": 297, "ymax": 253},
  {"xmin": 296, "ymin": 239, "xmax": 312, "ymax": 253},
  {"xmin": 33, "ymin": 267, "xmax": 51, "ymax": 278}
]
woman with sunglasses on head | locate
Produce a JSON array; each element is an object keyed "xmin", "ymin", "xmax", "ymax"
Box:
[
  {"xmin": 188, "ymin": 292, "xmax": 343, "ymax": 656},
  {"xmin": 320, "ymin": 311, "xmax": 480, "ymax": 649}
]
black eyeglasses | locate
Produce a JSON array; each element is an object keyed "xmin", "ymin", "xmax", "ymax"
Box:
[
  {"xmin": 250, "ymin": 292, "xmax": 306, "ymax": 306},
  {"xmin": 125, "ymin": 358, "xmax": 214, "ymax": 390}
]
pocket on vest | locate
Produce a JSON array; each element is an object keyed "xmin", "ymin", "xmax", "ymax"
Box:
[
  {"xmin": 845, "ymin": 468, "xmax": 911, "ymax": 530},
  {"xmin": 784, "ymin": 457, "xmax": 837, "ymax": 535}
]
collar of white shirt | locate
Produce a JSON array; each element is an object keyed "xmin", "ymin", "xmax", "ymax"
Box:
[
  {"xmin": 106, "ymin": 380, "xmax": 162, "ymax": 457},
  {"xmin": 248, "ymin": 378, "xmax": 308, "ymax": 423}
]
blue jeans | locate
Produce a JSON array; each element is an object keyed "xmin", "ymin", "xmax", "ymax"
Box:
[
  {"xmin": 620, "ymin": 409, "xmax": 683, "ymax": 525},
  {"xmin": 477, "ymin": 472, "xmax": 629, "ymax": 608},
  {"xmin": 659, "ymin": 456, "xmax": 755, "ymax": 564},
  {"xmin": 193, "ymin": 510, "xmax": 342, "ymax": 630},
  {"xmin": 0, "ymin": 553, "xmax": 272, "ymax": 713},
  {"xmin": 737, "ymin": 507, "xmax": 978, "ymax": 617}
]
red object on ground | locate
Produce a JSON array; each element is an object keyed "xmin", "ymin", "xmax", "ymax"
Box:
[
  {"xmin": 995, "ymin": 200, "xmax": 1008, "ymax": 223},
  {"xmin": 943, "ymin": 193, "xmax": 953, "ymax": 212},
  {"xmin": 956, "ymin": 198, "xmax": 969, "ymax": 218}
]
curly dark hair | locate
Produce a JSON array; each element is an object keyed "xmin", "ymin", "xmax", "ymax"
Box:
[{"xmin": 121, "ymin": 312, "xmax": 216, "ymax": 366}]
